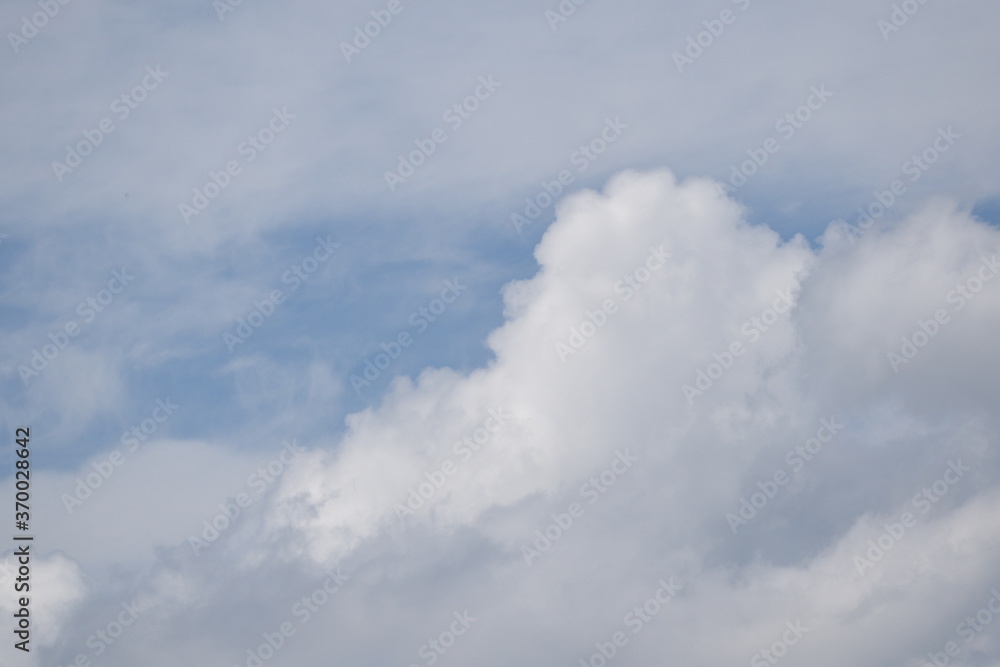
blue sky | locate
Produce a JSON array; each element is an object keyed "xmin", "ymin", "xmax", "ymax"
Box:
[{"xmin": 2, "ymin": 1, "xmax": 1000, "ymax": 665}]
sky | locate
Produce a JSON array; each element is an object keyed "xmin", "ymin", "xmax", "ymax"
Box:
[{"xmin": 1, "ymin": 1, "xmax": 999, "ymax": 665}]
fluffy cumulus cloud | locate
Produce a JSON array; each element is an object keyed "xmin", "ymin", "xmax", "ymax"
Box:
[
  {"xmin": 2, "ymin": 1, "xmax": 999, "ymax": 664},
  {"xmin": 8, "ymin": 169, "xmax": 999, "ymax": 666}
]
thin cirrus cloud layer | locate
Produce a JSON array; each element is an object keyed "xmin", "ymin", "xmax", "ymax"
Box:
[{"xmin": 0, "ymin": 0, "xmax": 999, "ymax": 665}]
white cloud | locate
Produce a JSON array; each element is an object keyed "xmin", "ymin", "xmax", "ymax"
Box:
[
  {"xmin": 4, "ymin": 1, "xmax": 1000, "ymax": 663},
  {"xmin": 0, "ymin": 551, "xmax": 85, "ymax": 665},
  {"xmin": 28, "ymin": 168, "xmax": 998, "ymax": 665}
]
